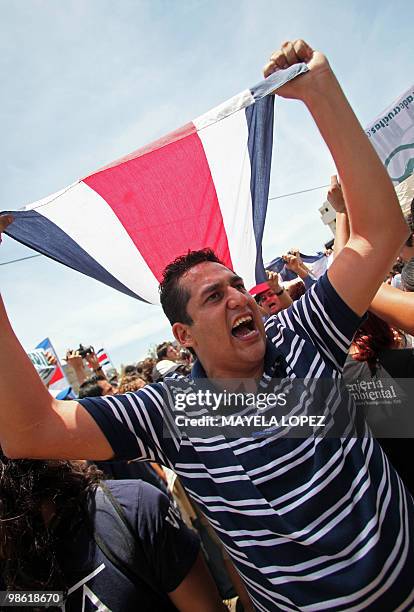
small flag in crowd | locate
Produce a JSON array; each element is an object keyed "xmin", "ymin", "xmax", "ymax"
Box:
[
  {"xmin": 3, "ymin": 64, "xmax": 308, "ymax": 304},
  {"xmin": 96, "ymin": 348, "xmax": 113, "ymax": 370},
  {"xmin": 35, "ymin": 337, "xmax": 69, "ymax": 392},
  {"xmin": 97, "ymin": 348, "xmax": 110, "ymax": 367}
]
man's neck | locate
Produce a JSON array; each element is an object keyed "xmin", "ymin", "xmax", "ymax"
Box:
[{"xmin": 202, "ymin": 362, "xmax": 264, "ymax": 387}]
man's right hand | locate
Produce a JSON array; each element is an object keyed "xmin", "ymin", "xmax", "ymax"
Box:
[{"xmin": 263, "ymin": 39, "xmax": 333, "ymax": 103}]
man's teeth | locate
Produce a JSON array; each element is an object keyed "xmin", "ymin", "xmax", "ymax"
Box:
[{"xmin": 232, "ymin": 315, "xmax": 252, "ymax": 330}]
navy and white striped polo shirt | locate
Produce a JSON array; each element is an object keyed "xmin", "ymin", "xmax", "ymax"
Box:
[{"xmin": 81, "ymin": 273, "xmax": 414, "ymax": 611}]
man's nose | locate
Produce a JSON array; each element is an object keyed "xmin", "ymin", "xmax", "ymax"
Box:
[{"xmin": 227, "ymin": 287, "xmax": 248, "ymax": 309}]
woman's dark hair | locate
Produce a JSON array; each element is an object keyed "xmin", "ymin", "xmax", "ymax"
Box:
[
  {"xmin": 159, "ymin": 248, "xmax": 225, "ymax": 325},
  {"xmin": 0, "ymin": 452, "xmax": 103, "ymax": 597},
  {"xmin": 352, "ymin": 312, "xmax": 400, "ymax": 374},
  {"xmin": 136, "ymin": 357, "xmax": 157, "ymax": 383},
  {"xmin": 156, "ymin": 341, "xmax": 171, "ymax": 360}
]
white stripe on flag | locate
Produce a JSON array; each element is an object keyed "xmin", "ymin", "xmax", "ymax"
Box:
[
  {"xmin": 194, "ymin": 88, "xmax": 254, "ymax": 131},
  {"xmin": 195, "ymin": 108, "xmax": 257, "ymax": 289},
  {"xmin": 33, "ymin": 182, "xmax": 160, "ymax": 303}
]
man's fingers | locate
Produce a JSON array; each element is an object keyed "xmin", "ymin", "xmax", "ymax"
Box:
[
  {"xmin": 264, "ymin": 39, "xmax": 313, "ymax": 78},
  {"xmin": 330, "ymin": 175, "xmax": 339, "ymax": 187},
  {"xmin": 270, "ymin": 50, "xmax": 288, "ymax": 68},
  {"xmin": 281, "ymin": 41, "xmax": 299, "ymax": 66},
  {"xmin": 293, "ymin": 39, "xmax": 313, "ymax": 61}
]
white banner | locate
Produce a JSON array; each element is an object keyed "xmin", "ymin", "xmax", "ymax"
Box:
[{"xmin": 365, "ymin": 85, "xmax": 414, "ymax": 184}]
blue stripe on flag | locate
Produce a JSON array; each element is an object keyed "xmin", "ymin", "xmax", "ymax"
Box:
[
  {"xmin": 246, "ymin": 63, "xmax": 308, "ymax": 284},
  {"xmin": 4, "ymin": 210, "xmax": 145, "ymax": 301},
  {"xmin": 245, "ymin": 96, "xmax": 274, "ymax": 284}
]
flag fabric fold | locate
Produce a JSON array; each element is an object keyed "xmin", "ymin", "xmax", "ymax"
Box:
[{"xmin": 3, "ymin": 64, "xmax": 308, "ymax": 303}]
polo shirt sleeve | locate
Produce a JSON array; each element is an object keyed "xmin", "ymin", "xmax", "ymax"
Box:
[
  {"xmin": 303, "ymin": 274, "xmax": 316, "ymax": 290},
  {"xmin": 79, "ymin": 383, "xmax": 181, "ymax": 467},
  {"xmin": 135, "ymin": 481, "xmax": 200, "ymax": 593},
  {"xmin": 268, "ymin": 272, "xmax": 365, "ymax": 371}
]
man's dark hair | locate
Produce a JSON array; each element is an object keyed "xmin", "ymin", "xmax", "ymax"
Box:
[
  {"xmin": 0, "ymin": 450, "xmax": 103, "ymax": 593},
  {"xmin": 159, "ymin": 249, "xmax": 225, "ymax": 325},
  {"xmin": 78, "ymin": 376, "xmax": 105, "ymax": 399}
]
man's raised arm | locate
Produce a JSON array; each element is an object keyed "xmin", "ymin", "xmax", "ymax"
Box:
[
  {"xmin": 0, "ymin": 289, "xmax": 113, "ymax": 460},
  {"xmin": 265, "ymin": 40, "xmax": 408, "ymax": 316}
]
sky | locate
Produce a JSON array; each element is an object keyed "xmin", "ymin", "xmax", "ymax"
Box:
[{"xmin": 1, "ymin": 0, "xmax": 413, "ymax": 369}]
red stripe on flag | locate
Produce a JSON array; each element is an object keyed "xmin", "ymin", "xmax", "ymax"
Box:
[
  {"xmin": 98, "ymin": 353, "xmax": 108, "ymax": 363},
  {"xmin": 83, "ymin": 123, "xmax": 232, "ymax": 281}
]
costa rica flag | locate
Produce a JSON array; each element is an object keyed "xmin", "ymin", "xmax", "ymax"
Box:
[{"xmin": 3, "ymin": 64, "xmax": 308, "ymax": 303}]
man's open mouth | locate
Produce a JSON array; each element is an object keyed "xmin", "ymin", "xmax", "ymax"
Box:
[{"xmin": 231, "ymin": 315, "xmax": 257, "ymax": 339}]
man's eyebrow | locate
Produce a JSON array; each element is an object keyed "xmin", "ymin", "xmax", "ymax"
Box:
[
  {"xmin": 199, "ymin": 275, "xmax": 244, "ymax": 300},
  {"xmin": 200, "ymin": 282, "xmax": 222, "ymax": 299},
  {"xmin": 230, "ymin": 275, "xmax": 244, "ymax": 285}
]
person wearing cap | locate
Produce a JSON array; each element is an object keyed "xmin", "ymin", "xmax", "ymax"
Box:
[{"xmin": 249, "ymin": 271, "xmax": 292, "ymax": 318}]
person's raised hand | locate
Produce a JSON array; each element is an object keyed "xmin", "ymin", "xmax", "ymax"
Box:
[
  {"xmin": 65, "ymin": 350, "xmax": 84, "ymax": 372},
  {"xmin": 45, "ymin": 351, "xmax": 57, "ymax": 367},
  {"xmin": 327, "ymin": 175, "xmax": 346, "ymax": 213},
  {"xmin": 288, "ymin": 248, "xmax": 302, "ymax": 263},
  {"xmin": 84, "ymin": 351, "xmax": 101, "ymax": 372},
  {"xmin": 263, "ymin": 39, "xmax": 332, "ymax": 102},
  {"xmin": 266, "ymin": 270, "xmax": 282, "ymax": 292},
  {"xmin": 283, "ymin": 253, "xmax": 301, "ymax": 274}
]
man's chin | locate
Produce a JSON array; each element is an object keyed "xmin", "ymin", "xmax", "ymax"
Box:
[{"xmin": 235, "ymin": 332, "xmax": 266, "ymax": 360}]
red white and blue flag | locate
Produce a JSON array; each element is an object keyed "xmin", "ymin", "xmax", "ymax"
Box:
[
  {"xmin": 97, "ymin": 348, "xmax": 111, "ymax": 368},
  {"xmin": 3, "ymin": 65, "xmax": 307, "ymax": 304}
]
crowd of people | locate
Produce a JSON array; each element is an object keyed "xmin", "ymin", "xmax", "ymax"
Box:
[{"xmin": 1, "ymin": 39, "xmax": 414, "ymax": 611}]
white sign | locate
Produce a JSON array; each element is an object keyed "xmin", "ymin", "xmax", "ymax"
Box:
[{"xmin": 365, "ymin": 85, "xmax": 414, "ymax": 184}]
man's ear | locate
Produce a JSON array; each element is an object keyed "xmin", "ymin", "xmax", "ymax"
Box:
[{"xmin": 172, "ymin": 322, "xmax": 195, "ymax": 350}]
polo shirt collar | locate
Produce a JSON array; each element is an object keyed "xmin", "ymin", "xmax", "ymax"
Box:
[{"xmin": 190, "ymin": 339, "xmax": 284, "ymax": 382}]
